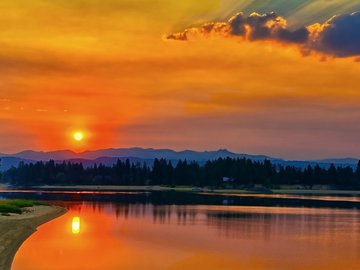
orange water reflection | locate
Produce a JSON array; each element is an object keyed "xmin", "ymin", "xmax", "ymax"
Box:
[
  {"xmin": 12, "ymin": 203, "xmax": 360, "ymax": 270},
  {"xmin": 71, "ymin": 217, "xmax": 81, "ymax": 235}
]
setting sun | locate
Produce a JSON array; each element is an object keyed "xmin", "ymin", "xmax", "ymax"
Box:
[{"xmin": 73, "ymin": 132, "xmax": 84, "ymax": 142}]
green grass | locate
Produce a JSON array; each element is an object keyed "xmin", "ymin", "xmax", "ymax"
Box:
[{"xmin": 0, "ymin": 200, "xmax": 44, "ymax": 214}]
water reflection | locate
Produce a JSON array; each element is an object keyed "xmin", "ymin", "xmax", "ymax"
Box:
[
  {"xmin": 3, "ymin": 190, "xmax": 360, "ymax": 209},
  {"xmin": 12, "ymin": 202, "xmax": 360, "ymax": 270},
  {"xmin": 72, "ymin": 217, "xmax": 81, "ymax": 235},
  {"xmin": 62, "ymin": 202, "xmax": 360, "ymax": 242}
]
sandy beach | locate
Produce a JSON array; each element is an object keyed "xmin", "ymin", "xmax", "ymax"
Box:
[{"xmin": 0, "ymin": 205, "xmax": 67, "ymax": 270}]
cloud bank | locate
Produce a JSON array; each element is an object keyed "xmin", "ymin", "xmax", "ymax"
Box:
[{"xmin": 166, "ymin": 11, "xmax": 360, "ymax": 57}]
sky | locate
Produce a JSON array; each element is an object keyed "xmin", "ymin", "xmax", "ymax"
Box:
[{"xmin": 1, "ymin": 0, "xmax": 360, "ymax": 159}]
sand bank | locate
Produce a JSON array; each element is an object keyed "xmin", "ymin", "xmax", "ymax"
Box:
[{"xmin": 0, "ymin": 205, "xmax": 67, "ymax": 270}]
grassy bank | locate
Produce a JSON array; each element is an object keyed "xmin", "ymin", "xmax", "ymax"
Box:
[{"xmin": 0, "ymin": 200, "xmax": 43, "ymax": 215}]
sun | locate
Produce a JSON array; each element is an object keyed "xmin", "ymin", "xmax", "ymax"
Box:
[{"xmin": 73, "ymin": 131, "xmax": 84, "ymax": 142}]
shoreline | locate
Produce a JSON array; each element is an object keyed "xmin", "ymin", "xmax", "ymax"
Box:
[
  {"xmin": 0, "ymin": 205, "xmax": 67, "ymax": 270},
  {"xmin": 2, "ymin": 185, "xmax": 360, "ymax": 196}
]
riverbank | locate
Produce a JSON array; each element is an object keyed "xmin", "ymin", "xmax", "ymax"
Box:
[
  {"xmin": 0, "ymin": 205, "xmax": 67, "ymax": 270},
  {"xmin": 3, "ymin": 185, "xmax": 256, "ymax": 194},
  {"xmin": 3, "ymin": 185, "xmax": 360, "ymax": 196}
]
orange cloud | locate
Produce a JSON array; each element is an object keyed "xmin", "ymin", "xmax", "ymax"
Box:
[
  {"xmin": 166, "ymin": 12, "xmax": 308, "ymax": 42},
  {"xmin": 1, "ymin": 1, "xmax": 360, "ymax": 159},
  {"xmin": 167, "ymin": 11, "xmax": 360, "ymax": 58}
]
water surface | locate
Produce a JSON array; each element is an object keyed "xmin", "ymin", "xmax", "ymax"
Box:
[{"xmin": 11, "ymin": 198, "xmax": 360, "ymax": 270}]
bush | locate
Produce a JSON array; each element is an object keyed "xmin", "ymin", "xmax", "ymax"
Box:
[{"xmin": 0, "ymin": 200, "xmax": 44, "ymax": 214}]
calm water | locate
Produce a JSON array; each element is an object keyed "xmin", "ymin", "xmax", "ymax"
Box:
[{"xmin": 3, "ymin": 191, "xmax": 360, "ymax": 270}]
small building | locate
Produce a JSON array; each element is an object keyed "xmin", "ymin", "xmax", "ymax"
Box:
[{"xmin": 222, "ymin": 177, "xmax": 234, "ymax": 182}]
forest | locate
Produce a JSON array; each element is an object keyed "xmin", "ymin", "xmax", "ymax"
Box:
[{"xmin": 1, "ymin": 158, "xmax": 360, "ymax": 189}]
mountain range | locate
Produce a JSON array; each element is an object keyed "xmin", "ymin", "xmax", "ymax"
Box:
[{"xmin": 0, "ymin": 147, "xmax": 358, "ymax": 171}]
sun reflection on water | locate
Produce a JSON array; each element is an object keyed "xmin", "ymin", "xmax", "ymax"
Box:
[
  {"xmin": 11, "ymin": 203, "xmax": 360, "ymax": 270},
  {"xmin": 72, "ymin": 217, "xmax": 81, "ymax": 234}
]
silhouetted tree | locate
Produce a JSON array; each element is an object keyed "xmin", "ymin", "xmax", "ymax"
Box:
[{"xmin": 2, "ymin": 158, "xmax": 360, "ymax": 189}]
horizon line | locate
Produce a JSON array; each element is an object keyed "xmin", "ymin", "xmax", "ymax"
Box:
[{"xmin": 0, "ymin": 147, "xmax": 359, "ymax": 162}]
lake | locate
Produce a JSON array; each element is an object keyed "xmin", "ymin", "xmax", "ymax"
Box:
[{"xmin": 2, "ymin": 190, "xmax": 360, "ymax": 270}]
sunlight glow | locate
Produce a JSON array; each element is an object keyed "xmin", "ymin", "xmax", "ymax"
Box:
[
  {"xmin": 73, "ymin": 132, "xmax": 84, "ymax": 142},
  {"xmin": 72, "ymin": 217, "xmax": 81, "ymax": 234}
]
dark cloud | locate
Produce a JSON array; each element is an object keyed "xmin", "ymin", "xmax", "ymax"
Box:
[
  {"xmin": 167, "ymin": 12, "xmax": 309, "ymax": 44},
  {"xmin": 277, "ymin": 27, "xmax": 309, "ymax": 43},
  {"xmin": 166, "ymin": 11, "xmax": 360, "ymax": 57},
  {"xmin": 311, "ymin": 12, "xmax": 360, "ymax": 57}
]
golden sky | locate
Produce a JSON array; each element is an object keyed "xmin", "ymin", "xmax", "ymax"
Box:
[{"xmin": 1, "ymin": 0, "xmax": 360, "ymax": 159}]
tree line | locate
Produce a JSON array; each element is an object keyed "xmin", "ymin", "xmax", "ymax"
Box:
[{"xmin": 2, "ymin": 158, "xmax": 360, "ymax": 188}]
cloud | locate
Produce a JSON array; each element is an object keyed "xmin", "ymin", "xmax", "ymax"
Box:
[
  {"xmin": 166, "ymin": 11, "xmax": 360, "ymax": 57},
  {"xmin": 309, "ymin": 12, "xmax": 360, "ymax": 57},
  {"xmin": 167, "ymin": 12, "xmax": 309, "ymax": 44}
]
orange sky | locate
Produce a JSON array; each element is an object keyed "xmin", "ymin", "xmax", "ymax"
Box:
[{"xmin": 1, "ymin": 0, "xmax": 360, "ymax": 159}]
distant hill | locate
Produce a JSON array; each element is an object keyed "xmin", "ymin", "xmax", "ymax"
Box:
[
  {"xmin": 1, "ymin": 148, "xmax": 273, "ymax": 162},
  {"xmin": 315, "ymin": 158, "xmax": 359, "ymax": 165},
  {"xmin": 0, "ymin": 157, "xmax": 36, "ymax": 171},
  {"xmin": 7, "ymin": 150, "xmax": 77, "ymax": 161},
  {"xmin": 63, "ymin": 157, "xmax": 156, "ymax": 167},
  {"xmin": 0, "ymin": 147, "xmax": 358, "ymax": 171},
  {"xmin": 271, "ymin": 159, "xmax": 359, "ymax": 170}
]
